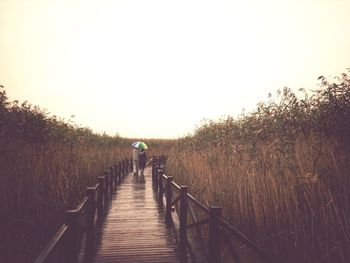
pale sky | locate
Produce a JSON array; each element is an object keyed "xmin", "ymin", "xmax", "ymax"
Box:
[{"xmin": 1, "ymin": 0, "xmax": 349, "ymax": 138}]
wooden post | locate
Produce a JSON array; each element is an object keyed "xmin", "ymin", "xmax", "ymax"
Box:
[
  {"xmin": 118, "ymin": 162, "xmax": 122, "ymax": 182},
  {"xmin": 109, "ymin": 167, "xmax": 114, "ymax": 193},
  {"xmin": 85, "ymin": 188, "xmax": 96, "ymax": 260},
  {"xmin": 180, "ymin": 185, "xmax": 188, "ymax": 247},
  {"xmin": 97, "ymin": 176, "xmax": 104, "ymax": 214},
  {"xmin": 159, "ymin": 156, "xmax": 163, "ymax": 169},
  {"xmin": 158, "ymin": 169, "xmax": 164, "ymax": 198},
  {"xmin": 104, "ymin": 171, "xmax": 109, "ymax": 202},
  {"xmin": 122, "ymin": 160, "xmax": 126, "ymax": 176},
  {"xmin": 64, "ymin": 210, "xmax": 80, "ymax": 263},
  {"xmin": 166, "ymin": 176, "xmax": 173, "ymax": 218},
  {"xmin": 130, "ymin": 158, "xmax": 133, "ymax": 172},
  {"xmin": 208, "ymin": 206, "xmax": 222, "ymax": 263},
  {"xmin": 154, "ymin": 164, "xmax": 159, "ymax": 189},
  {"xmin": 114, "ymin": 164, "xmax": 118, "ymax": 185},
  {"xmin": 124, "ymin": 159, "xmax": 128, "ymax": 174},
  {"xmin": 118, "ymin": 163, "xmax": 121, "ymax": 182},
  {"xmin": 152, "ymin": 157, "xmax": 156, "ymax": 184}
]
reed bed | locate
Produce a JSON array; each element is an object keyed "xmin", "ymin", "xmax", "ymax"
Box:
[
  {"xmin": 0, "ymin": 87, "xmax": 167, "ymax": 262},
  {"xmin": 0, "ymin": 139, "xmax": 130, "ymax": 262},
  {"xmin": 1, "ymin": 70, "xmax": 349, "ymax": 262},
  {"xmin": 166, "ymin": 72, "xmax": 350, "ymax": 262}
]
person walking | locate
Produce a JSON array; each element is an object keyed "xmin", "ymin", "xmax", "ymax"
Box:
[
  {"xmin": 132, "ymin": 147, "xmax": 140, "ymax": 175},
  {"xmin": 139, "ymin": 149, "xmax": 147, "ymax": 175}
]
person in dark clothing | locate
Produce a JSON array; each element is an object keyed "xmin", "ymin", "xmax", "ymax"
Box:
[{"xmin": 139, "ymin": 149, "xmax": 147, "ymax": 175}]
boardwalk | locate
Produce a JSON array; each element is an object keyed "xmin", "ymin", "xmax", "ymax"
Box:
[
  {"xmin": 34, "ymin": 158, "xmax": 278, "ymax": 263},
  {"xmin": 91, "ymin": 166, "xmax": 206, "ymax": 263}
]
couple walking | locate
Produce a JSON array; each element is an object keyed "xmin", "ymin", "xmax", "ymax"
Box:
[{"xmin": 132, "ymin": 142, "xmax": 147, "ymax": 176}]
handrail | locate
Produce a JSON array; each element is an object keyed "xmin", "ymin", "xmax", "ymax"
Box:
[
  {"xmin": 171, "ymin": 181, "xmax": 181, "ymax": 190},
  {"xmin": 93, "ymin": 182, "xmax": 100, "ymax": 192},
  {"xmin": 75, "ymin": 196, "xmax": 89, "ymax": 215},
  {"xmin": 186, "ymin": 193, "xmax": 210, "ymax": 213},
  {"xmin": 153, "ymin": 155, "xmax": 278, "ymax": 263},
  {"xmin": 33, "ymin": 225, "xmax": 69, "ymax": 263},
  {"xmin": 219, "ymin": 218, "xmax": 278, "ymax": 263},
  {"xmin": 34, "ymin": 158, "xmax": 133, "ymax": 263}
]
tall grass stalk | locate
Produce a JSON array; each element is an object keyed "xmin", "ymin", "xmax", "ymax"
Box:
[{"xmin": 166, "ymin": 72, "xmax": 350, "ymax": 262}]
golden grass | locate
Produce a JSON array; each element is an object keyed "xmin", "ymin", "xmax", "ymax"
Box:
[
  {"xmin": 0, "ymin": 135, "xmax": 169, "ymax": 262},
  {"xmin": 166, "ymin": 133, "xmax": 350, "ymax": 262},
  {"xmin": 0, "ymin": 138, "xmax": 129, "ymax": 261}
]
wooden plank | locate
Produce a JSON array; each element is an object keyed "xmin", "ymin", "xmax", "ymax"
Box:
[{"xmin": 91, "ymin": 167, "xmax": 207, "ymax": 263}]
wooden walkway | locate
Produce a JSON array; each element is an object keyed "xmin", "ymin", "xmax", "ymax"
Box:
[
  {"xmin": 91, "ymin": 166, "xmax": 207, "ymax": 263},
  {"xmin": 34, "ymin": 157, "xmax": 278, "ymax": 263}
]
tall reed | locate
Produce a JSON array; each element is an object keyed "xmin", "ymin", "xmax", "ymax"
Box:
[
  {"xmin": 0, "ymin": 87, "xmax": 168, "ymax": 262},
  {"xmin": 166, "ymin": 72, "xmax": 350, "ymax": 262}
]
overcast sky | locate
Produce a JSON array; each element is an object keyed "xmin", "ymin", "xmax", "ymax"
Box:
[{"xmin": 1, "ymin": 0, "xmax": 349, "ymax": 138}]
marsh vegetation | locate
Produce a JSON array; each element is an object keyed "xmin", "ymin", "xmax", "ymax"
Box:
[
  {"xmin": 166, "ymin": 72, "xmax": 350, "ymax": 262},
  {"xmin": 1, "ymin": 71, "xmax": 349, "ymax": 262}
]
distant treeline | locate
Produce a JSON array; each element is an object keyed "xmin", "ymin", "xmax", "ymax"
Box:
[
  {"xmin": 181, "ymin": 71, "xmax": 350, "ymax": 152},
  {"xmin": 0, "ymin": 87, "xmax": 131, "ymax": 147}
]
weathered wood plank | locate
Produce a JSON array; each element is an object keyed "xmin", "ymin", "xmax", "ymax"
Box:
[{"xmin": 91, "ymin": 167, "xmax": 207, "ymax": 263}]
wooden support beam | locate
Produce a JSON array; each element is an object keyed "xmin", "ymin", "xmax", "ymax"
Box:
[{"xmin": 208, "ymin": 206, "xmax": 222, "ymax": 263}]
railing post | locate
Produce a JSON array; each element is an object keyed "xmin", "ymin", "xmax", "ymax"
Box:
[
  {"xmin": 166, "ymin": 176, "xmax": 173, "ymax": 218},
  {"xmin": 209, "ymin": 206, "xmax": 222, "ymax": 263},
  {"xmin": 130, "ymin": 158, "xmax": 133, "ymax": 172},
  {"xmin": 114, "ymin": 164, "xmax": 118, "ymax": 184},
  {"xmin": 152, "ymin": 157, "xmax": 156, "ymax": 184},
  {"xmin": 97, "ymin": 176, "xmax": 104, "ymax": 214},
  {"xmin": 109, "ymin": 167, "xmax": 114, "ymax": 193},
  {"xmin": 158, "ymin": 169, "xmax": 164, "ymax": 197},
  {"xmin": 155, "ymin": 164, "xmax": 159, "ymax": 191},
  {"xmin": 159, "ymin": 156, "xmax": 163, "ymax": 169},
  {"xmin": 104, "ymin": 171, "xmax": 109, "ymax": 203},
  {"xmin": 64, "ymin": 210, "xmax": 80, "ymax": 263},
  {"xmin": 85, "ymin": 188, "xmax": 96, "ymax": 260},
  {"xmin": 180, "ymin": 185, "xmax": 188, "ymax": 247},
  {"xmin": 122, "ymin": 160, "xmax": 126, "ymax": 176},
  {"xmin": 118, "ymin": 163, "xmax": 121, "ymax": 181},
  {"xmin": 118, "ymin": 162, "xmax": 122, "ymax": 182}
]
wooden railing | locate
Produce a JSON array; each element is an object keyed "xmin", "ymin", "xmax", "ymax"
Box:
[
  {"xmin": 34, "ymin": 158, "xmax": 133, "ymax": 263},
  {"xmin": 152, "ymin": 155, "xmax": 279, "ymax": 263}
]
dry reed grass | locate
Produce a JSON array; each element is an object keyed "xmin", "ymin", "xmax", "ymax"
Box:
[
  {"xmin": 0, "ymin": 137, "xmax": 131, "ymax": 262},
  {"xmin": 166, "ymin": 72, "xmax": 350, "ymax": 262},
  {"xmin": 0, "ymin": 87, "xmax": 169, "ymax": 262},
  {"xmin": 167, "ymin": 134, "xmax": 349, "ymax": 262}
]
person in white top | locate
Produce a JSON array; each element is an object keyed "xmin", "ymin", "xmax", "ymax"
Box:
[{"xmin": 132, "ymin": 147, "xmax": 140, "ymax": 175}]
